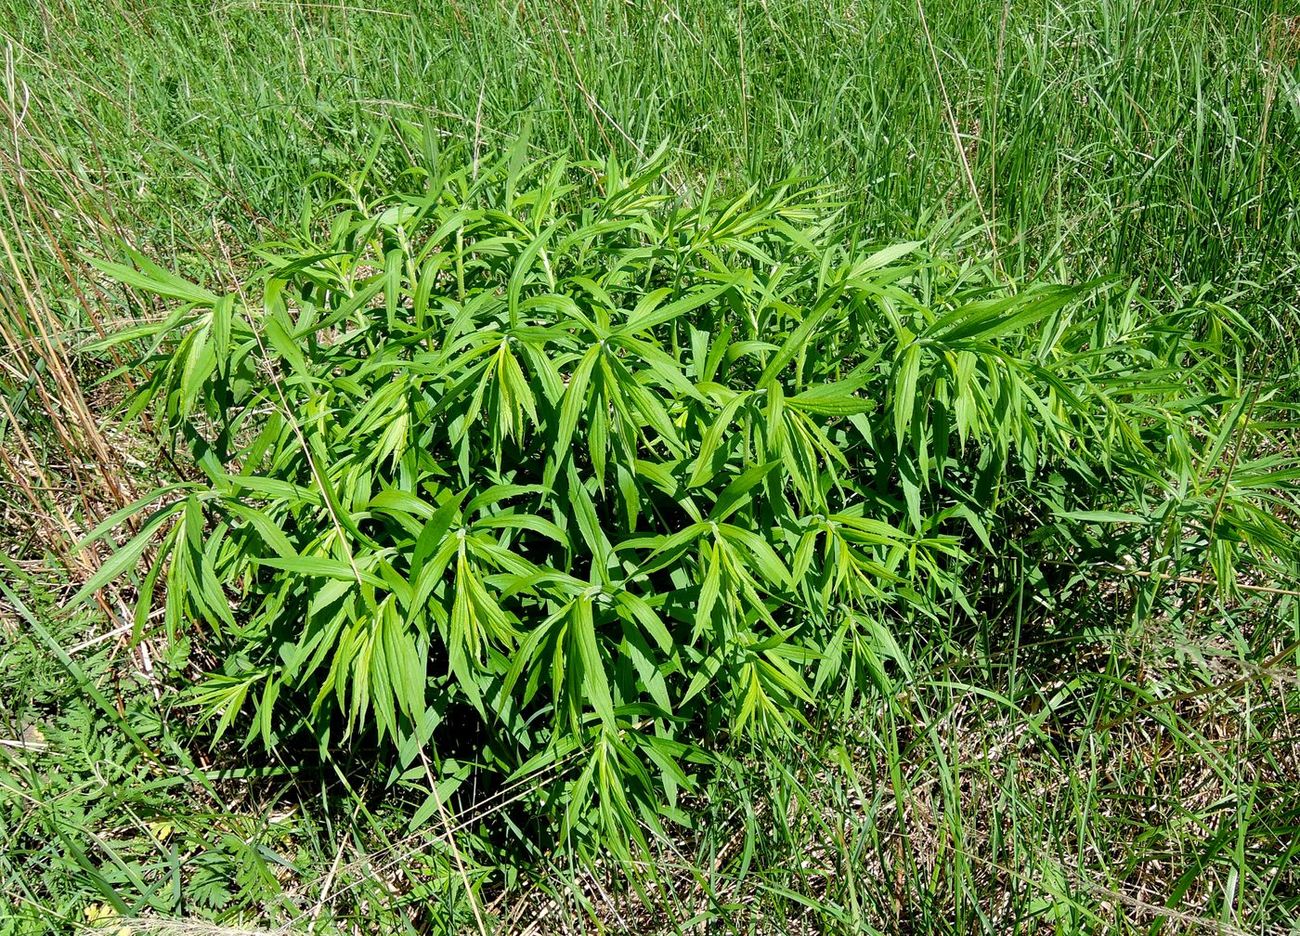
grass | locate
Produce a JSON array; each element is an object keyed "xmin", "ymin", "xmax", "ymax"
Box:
[
  {"xmin": 4, "ymin": 1, "xmax": 1299, "ymax": 285},
  {"xmin": 1, "ymin": 0, "xmax": 1299, "ymax": 933}
]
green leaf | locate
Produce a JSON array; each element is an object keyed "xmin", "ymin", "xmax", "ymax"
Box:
[
  {"xmin": 617, "ymin": 276, "xmax": 744, "ymax": 335},
  {"xmin": 550, "ymin": 345, "xmax": 599, "ymax": 482},
  {"xmin": 893, "ymin": 342, "xmax": 922, "ymax": 448},
  {"xmin": 1054, "ymin": 509, "xmax": 1149, "ymax": 524},
  {"xmin": 68, "ymin": 503, "xmax": 185, "ymax": 607},
  {"xmin": 709, "ymin": 460, "xmax": 780, "ymax": 522},
  {"xmin": 507, "ymin": 222, "xmax": 558, "ymax": 328},
  {"xmin": 90, "ymin": 254, "xmax": 218, "ymax": 305},
  {"xmin": 573, "ymin": 598, "xmax": 615, "ymax": 729},
  {"xmin": 256, "ymin": 555, "xmax": 385, "ymax": 587}
]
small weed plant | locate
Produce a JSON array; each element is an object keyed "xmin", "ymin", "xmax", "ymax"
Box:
[{"xmin": 84, "ymin": 145, "xmax": 1299, "ymax": 854}]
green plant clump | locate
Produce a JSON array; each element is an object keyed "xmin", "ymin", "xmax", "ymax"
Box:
[{"xmin": 84, "ymin": 145, "xmax": 1298, "ymax": 853}]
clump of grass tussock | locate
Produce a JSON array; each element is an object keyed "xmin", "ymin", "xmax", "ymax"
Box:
[
  {"xmin": 47, "ymin": 139, "xmax": 1299, "ymax": 933},
  {"xmin": 1, "ymin": 0, "xmax": 1299, "ymax": 933}
]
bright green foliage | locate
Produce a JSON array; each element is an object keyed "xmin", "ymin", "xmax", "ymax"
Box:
[{"xmin": 86, "ymin": 144, "xmax": 1299, "ymax": 851}]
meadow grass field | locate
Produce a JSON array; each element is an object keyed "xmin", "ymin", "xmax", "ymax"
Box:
[{"xmin": 2, "ymin": 0, "xmax": 1300, "ymax": 933}]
